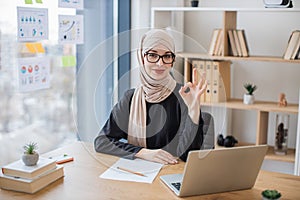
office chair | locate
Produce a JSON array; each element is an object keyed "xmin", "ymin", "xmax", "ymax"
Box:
[{"xmin": 201, "ymin": 112, "xmax": 215, "ymax": 150}]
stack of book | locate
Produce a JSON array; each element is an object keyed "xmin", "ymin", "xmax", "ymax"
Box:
[
  {"xmin": 0, "ymin": 157, "xmax": 64, "ymax": 194},
  {"xmin": 283, "ymin": 30, "xmax": 300, "ymax": 60},
  {"xmin": 228, "ymin": 29, "xmax": 249, "ymax": 57}
]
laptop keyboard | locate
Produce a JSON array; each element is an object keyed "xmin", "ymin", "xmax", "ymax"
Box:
[{"xmin": 171, "ymin": 182, "xmax": 181, "ymax": 191}]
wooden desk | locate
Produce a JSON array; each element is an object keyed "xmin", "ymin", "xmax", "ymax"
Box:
[{"xmin": 1, "ymin": 141, "xmax": 300, "ymax": 200}]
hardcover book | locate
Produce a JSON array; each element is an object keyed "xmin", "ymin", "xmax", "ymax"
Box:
[
  {"xmin": 228, "ymin": 30, "xmax": 238, "ymax": 56},
  {"xmin": 237, "ymin": 29, "xmax": 249, "ymax": 57},
  {"xmin": 283, "ymin": 31, "xmax": 300, "ymax": 60},
  {"xmin": 1, "ymin": 157, "xmax": 56, "ymax": 179},
  {"xmin": 0, "ymin": 165, "xmax": 64, "ymax": 194}
]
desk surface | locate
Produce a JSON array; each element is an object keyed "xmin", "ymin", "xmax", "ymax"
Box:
[{"xmin": 1, "ymin": 141, "xmax": 300, "ymax": 200}]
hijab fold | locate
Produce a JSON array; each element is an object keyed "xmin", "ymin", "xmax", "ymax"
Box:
[{"xmin": 127, "ymin": 29, "xmax": 176, "ymax": 147}]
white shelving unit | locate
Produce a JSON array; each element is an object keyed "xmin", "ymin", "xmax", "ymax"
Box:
[{"xmin": 151, "ymin": 6, "xmax": 300, "ymax": 175}]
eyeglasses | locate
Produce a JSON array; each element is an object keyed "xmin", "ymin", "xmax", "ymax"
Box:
[{"xmin": 144, "ymin": 52, "xmax": 175, "ymax": 64}]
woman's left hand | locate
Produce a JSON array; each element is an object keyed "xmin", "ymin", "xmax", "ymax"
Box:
[{"xmin": 179, "ymin": 68, "xmax": 207, "ymax": 124}]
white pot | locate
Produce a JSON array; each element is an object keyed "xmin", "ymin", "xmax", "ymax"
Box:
[
  {"xmin": 22, "ymin": 153, "xmax": 39, "ymax": 166},
  {"xmin": 243, "ymin": 94, "xmax": 254, "ymax": 105}
]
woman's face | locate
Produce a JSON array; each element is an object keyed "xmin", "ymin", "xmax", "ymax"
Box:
[{"xmin": 143, "ymin": 45, "xmax": 174, "ymax": 80}]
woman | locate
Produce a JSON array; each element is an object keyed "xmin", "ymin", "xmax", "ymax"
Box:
[{"xmin": 94, "ymin": 29, "xmax": 207, "ymax": 164}]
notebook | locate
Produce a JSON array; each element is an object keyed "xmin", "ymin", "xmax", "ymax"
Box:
[{"xmin": 160, "ymin": 145, "xmax": 268, "ymax": 197}]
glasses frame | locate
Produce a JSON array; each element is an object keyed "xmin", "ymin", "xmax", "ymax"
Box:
[{"xmin": 144, "ymin": 52, "xmax": 175, "ymax": 64}]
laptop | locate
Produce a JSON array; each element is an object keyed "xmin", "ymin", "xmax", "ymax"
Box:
[{"xmin": 160, "ymin": 145, "xmax": 268, "ymax": 197}]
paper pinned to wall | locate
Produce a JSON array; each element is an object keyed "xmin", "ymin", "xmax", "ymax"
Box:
[
  {"xmin": 58, "ymin": 0, "xmax": 84, "ymax": 10},
  {"xmin": 58, "ymin": 15, "xmax": 84, "ymax": 44},
  {"xmin": 100, "ymin": 158, "xmax": 164, "ymax": 184},
  {"xmin": 17, "ymin": 7, "xmax": 48, "ymax": 41},
  {"xmin": 18, "ymin": 57, "xmax": 50, "ymax": 92}
]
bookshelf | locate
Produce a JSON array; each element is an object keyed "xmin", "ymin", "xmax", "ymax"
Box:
[
  {"xmin": 178, "ymin": 52, "xmax": 300, "ymax": 63},
  {"xmin": 151, "ymin": 7, "xmax": 300, "ymax": 175}
]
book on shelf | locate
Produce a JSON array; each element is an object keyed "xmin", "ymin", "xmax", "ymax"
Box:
[
  {"xmin": 217, "ymin": 30, "xmax": 224, "ymax": 56},
  {"xmin": 208, "ymin": 29, "xmax": 221, "ymax": 56},
  {"xmin": 189, "ymin": 59, "xmax": 231, "ymax": 103},
  {"xmin": 214, "ymin": 29, "xmax": 223, "ymax": 56},
  {"xmin": 283, "ymin": 30, "xmax": 300, "ymax": 60},
  {"xmin": 204, "ymin": 61, "xmax": 213, "ymax": 103},
  {"xmin": 227, "ymin": 29, "xmax": 249, "ymax": 57},
  {"xmin": 1, "ymin": 157, "xmax": 56, "ymax": 179},
  {"xmin": 228, "ymin": 30, "xmax": 238, "ymax": 56},
  {"xmin": 290, "ymin": 32, "xmax": 300, "ymax": 60},
  {"xmin": 211, "ymin": 61, "xmax": 231, "ymax": 103},
  {"xmin": 192, "ymin": 59, "xmax": 206, "ymax": 102},
  {"xmin": 296, "ymin": 44, "xmax": 300, "ymax": 59},
  {"xmin": 233, "ymin": 29, "xmax": 242, "ymax": 57},
  {"xmin": 0, "ymin": 165, "xmax": 64, "ymax": 194},
  {"xmin": 237, "ymin": 29, "xmax": 249, "ymax": 57}
]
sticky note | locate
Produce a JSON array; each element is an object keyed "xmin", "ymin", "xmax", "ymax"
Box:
[
  {"xmin": 62, "ymin": 56, "xmax": 76, "ymax": 67},
  {"xmin": 25, "ymin": 43, "xmax": 36, "ymax": 53},
  {"xmin": 35, "ymin": 43, "xmax": 45, "ymax": 53},
  {"xmin": 35, "ymin": 0, "xmax": 43, "ymax": 3},
  {"xmin": 25, "ymin": 0, "xmax": 33, "ymax": 4},
  {"xmin": 25, "ymin": 43, "xmax": 45, "ymax": 53}
]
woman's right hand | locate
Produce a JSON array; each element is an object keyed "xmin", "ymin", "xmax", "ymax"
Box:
[{"xmin": 135, "ymin": 148, "xmax": 178, "ymax": 165}]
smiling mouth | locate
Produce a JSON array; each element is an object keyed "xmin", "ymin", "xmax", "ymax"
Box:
[{"xmin": 153, "ymin": 69, "xmax": 165, "ymax": 74}]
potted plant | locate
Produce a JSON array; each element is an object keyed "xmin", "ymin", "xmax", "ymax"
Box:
[
  {"xmin": 22, "ymin": 142, "xmax": 39, "ymax": 166},
  {"xmin": 243, "ymin": 83, "xmax": 257, "ymax": 104},
  {"xmin": 190, "ymin": 0, "xmax": 199, "ymax": 7},
  {"xmin": 261, "ymin": 189, "xmax": 281, "ymax": 200}
]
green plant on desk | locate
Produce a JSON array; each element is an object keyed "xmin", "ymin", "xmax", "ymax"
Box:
[
  {"xmin": 261, "ymin": 189, "xmax": 281, "ymax": 200},
  {"xmin": 22, "ymin": 142, "xmax": 39, "ymax": 166}
]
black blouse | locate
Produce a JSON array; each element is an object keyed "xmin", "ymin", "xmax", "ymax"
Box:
[{"xmin": 94, "ymin": 83, "xmax": 204, "ymax": 161}]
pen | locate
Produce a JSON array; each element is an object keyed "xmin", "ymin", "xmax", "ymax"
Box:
[{"xmin": 116, "ymin": 166, "xmax": 147, "ymax": 177}]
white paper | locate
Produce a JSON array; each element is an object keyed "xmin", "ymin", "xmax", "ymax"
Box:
[
  {"xmin": 58, "ymin": 15, "xmax": 84, "ymax": 44},
  {"xmin": 100, "ymin": 158, "xmax": 163, "ymax": 184},
  {"xmin": 58, "ymin": 0, "xmax": 84, "ymax": 10},
  {"xmin": 17, "ymin": 7, "xmax": 48, "ymax": 41},
  {"xmin": 18, "ymin": 57, "xmax": 50, "ymax": 92}
]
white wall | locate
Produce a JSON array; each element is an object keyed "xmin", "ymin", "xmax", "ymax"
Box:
[{"xmin": 131, "ymin": 0, "xmax": 300, "ymax": 148}]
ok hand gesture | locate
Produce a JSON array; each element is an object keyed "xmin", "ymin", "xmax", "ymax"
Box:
[{"xmin": 179, "ymin": 68, "xmax": 207, "ymax": 124}]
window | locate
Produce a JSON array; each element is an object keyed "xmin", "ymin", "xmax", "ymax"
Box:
[{"xmin": 0, "ymin": 1, "xmax": 77, "ymax": 166}]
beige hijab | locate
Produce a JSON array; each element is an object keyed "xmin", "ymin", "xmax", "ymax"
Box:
[{"xmin": 127, "ymin": 29, "xmax": 177, "ymax": 147}]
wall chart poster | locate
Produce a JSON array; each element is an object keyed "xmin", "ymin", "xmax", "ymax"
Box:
[
  {"xmin": 18, "ymin": 57, "xmax": 50, "ymax": 92},
  {"xmin": 58, "ymin": 0, "xmax": 84, "ymax": 10},
  {"xmin": 58, "ymin": 15, "xmax": 84, "ymax": 44},
  {"xmin": 17, "ymin": 7, "xmax": 48, "ymax": 41}
]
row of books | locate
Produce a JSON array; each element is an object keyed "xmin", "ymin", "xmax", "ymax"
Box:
[
  {"xmin": 283, "ymin": 30, "xmax": 300, "ymax": 60},
  {"xmin": 208, "ymin": 29, "xmax": 249, "ymax": 57},
  {"xmin": 0, "ymin": 157, "xmax": 64, "ymax": 194},
  {"xmin": 209, "ymin": 28, "xmax": 300, "ymax": 60},
  {"xmin": 228, "ymin": 29, "xmax": 249, "ymax": 57},
  {"xmin": 208, "ymin": 29, "xmax": 224, "ymax": 56},
  {"xmin": 192, "ymin": 60, "xmax": 231, "ymax": 103}
]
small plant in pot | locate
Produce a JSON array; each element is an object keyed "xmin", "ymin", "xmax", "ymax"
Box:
[
  {"xmin": 22, "ymin": 142, "xmax": 39, "ymax": 166},
  {"xmin": 243, "ymin": 83, "xmax": 257, "ymax": 105},
  {"xmin": 261, "ymin": 189, "xmax": 281, "ymax": 200}
]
